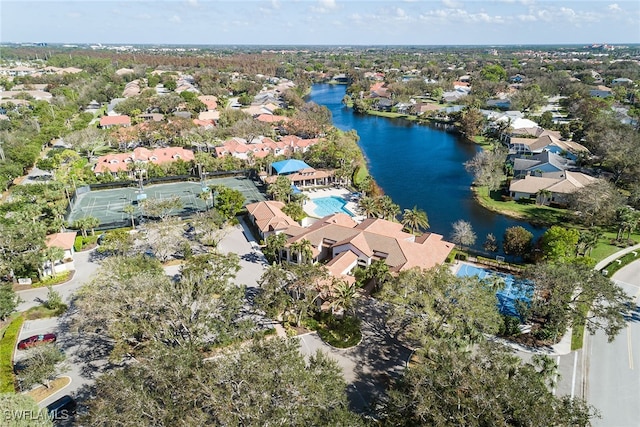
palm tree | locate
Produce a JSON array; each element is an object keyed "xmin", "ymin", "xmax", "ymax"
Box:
[
  {"xmin": 123, "ymin": 204, "xmax": 136, "ymax": 228},
  {"xmin": 329, "ymin": 280, "xmax": 357, "ymax": 317},
  {"xmin": 535, "ymin": 189, "xmax": 552, "ymax": 206},
  {"xmin": 358, "ymin": 196, "xmax": 379, "ymax": 218},
  {"xmin": 83, "ymin": 216, "xmax": 100, "ymax": 236},
  {"xmin": 578, "ymin": 228, "xmax": 602, "ymax": 257},
  {"xmin": 73, "ymin": 218, "xmax": 89, "ymax": 238},
  {"xmin": 378, "ymin": 195, "xmax": 400, "ymax": 221},
  {"xmin": 290, "ymin": 239, "xmax": 313, "ymax": 264},
  {"xmin": 198, "ymin": 188, "xmax": 212, "ymax": 211},
  {"xmin": 401, "ymin": 206, "xmax": 429, "ymax": 233},
  {"xmin": 41, "ymin": 246, "xmax": 65, "ymax": 278}
]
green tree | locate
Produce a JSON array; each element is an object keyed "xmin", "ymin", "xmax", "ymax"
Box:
[
  {"xmin": 511, "ymin": 84, "xmax": 546, "ymax": 112},
  {"xmin": 263, "ymin": 233, "xmax": 287, "ymax": 264},
  {"xmin": 379, "ymin": 267, "xmax": 502, "ymax": 343},
  {"xmin": 481, "ymin": 64, "xmax": 507, "ymax": 82},
  {"xmin": 96, "ymin": 229, "xmax": 134, "ymax": 256},
  {"xmin": 81, "ymin": 340, "xmax": 363, "ymax": 426},
  {"xmin": 328, "ymin": 280, "xmax": 357, "ymax": 316},
  {"xmin": 0, "ymin": 284, "xmax": 21, "ymax": 321},
  {"xmin": 540, "ymin": 226, "xmax": 580, "ymax": 263},
  {"xmin": 401, "ymin": 206, "xmax": 429, "ymax": 233},
  {"xmin": 503, "ymin": 226, "xmax": 533, "ymax": 259},
  {"xmin": 214, "ymin": 186, "xmax": 245, "ymax": 221},
  {"xmin": 122, "ymin": 204, "xmax": 136, "ymax": 228},
  {"xmin": 0, "ymin": 393, "xmax": 52, "ymax": 427},
  {"xmin": 459, "ymin": 107, "xmax": 484, "ymax": 139},
  {"xmin": 267, "ymin": 176, "xmax": 293, "ymax": 203},
  {"xmin": 18, "ymin": 343, "xmax": 67, "ymax": 390},
  {"xmin": 525, "ymin": 263, "xmax": 630, "ymax": 343},
  {"xmin": 380, "ymin": 339, "xmax": 597, "ymax": 426},
  {"xmin": 74, "ymin": 253, "xmax": 248, "ymax": 358},
  {"xmin": 140, "ymin": 196, "xmax": 183, "ymax": 221}
]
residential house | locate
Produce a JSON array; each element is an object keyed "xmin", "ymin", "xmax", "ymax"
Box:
[
  {"xmin": 589, "ymin": 85, "xmax": 613, "ymax": 98},
  {"xmin": 611, "ymin": 78, "xmax": 633, "ymax": 86},
  {"xmin": 197, "ymin": 95, "xmax": 218, "ymax": 110},
  {"xmin": 245, "ymin": 200, "xmax": 302, "ymax": 240},
  {"xmin": 99, "ymin": 115, "xmax": 131, "ymax": 129},
  {"xmin": 93, "ymin": 146, "xmax": 195, "ymax": 176},
  {"xmin": 511, "ymin": 151, "xmax": 573, "ymax": 179},
  {"xmin": 44, "ymin": 232, "xmax": 77, "ymax": 277},
  {"xmin": 280, "ymin": 214, "xmax": 455, "ymax": 274},
  {"xmin": 508, "ymin": 129, "xmax": 589, "ymax": 158},
  {"xmin": 509, "ymin": 171, "xmax": 597, "ymax": 205},
  {"xmin": 214, "ymin": 136, "xmax": 318, "ymax": 160}
]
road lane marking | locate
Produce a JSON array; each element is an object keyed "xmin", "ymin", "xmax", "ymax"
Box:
[
  {"xmin": 571, "ymin": 351, "xmax": 578, "ymax": 398},
  {"xmin": 627, "ymin": 327, "xmax": 634, "ymax": 370}
]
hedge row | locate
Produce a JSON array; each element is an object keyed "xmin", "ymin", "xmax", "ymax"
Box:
[{"xmin": 0, "ymin": 315, "xmax": 24, "ymax": 393}]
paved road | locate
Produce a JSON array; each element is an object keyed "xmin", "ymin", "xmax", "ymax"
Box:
[
  {"xmin": 16, "ymin": 248, "xmax": 101, "ymax": 312},
  {"xmin": 587, "ymin": 260, "xmax": 640, "ymax": 427}
]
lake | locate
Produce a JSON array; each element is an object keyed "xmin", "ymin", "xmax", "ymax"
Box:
[{"xmin": 308, "ymin": 83, "xmax": 545, "ymax": 252}]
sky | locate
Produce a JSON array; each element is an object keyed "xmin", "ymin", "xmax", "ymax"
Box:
[{"xmin": 1, "ymin": 0, "xmax": 639, "ymax": 46}]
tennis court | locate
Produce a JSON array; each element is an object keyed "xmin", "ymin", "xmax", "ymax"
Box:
[
  {"xmin": 204, "ymin": 176, "xmax": 266, "ymax": 205},
  {"xmin": 66, "ymin": 177, "xmax": 265, "ymax": 229}
]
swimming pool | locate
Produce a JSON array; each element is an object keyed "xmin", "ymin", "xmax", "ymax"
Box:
[
  {"xmin": 312, "ymin": 196, "xmax": 355, "ymax": 217},
  {"xmin": 456, "ymin": 264, "xmax": 533, "ymax": 318}
]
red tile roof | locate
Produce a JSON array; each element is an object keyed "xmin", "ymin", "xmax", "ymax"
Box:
[
  {"xmin": 99, "ymin": 115, "xmax": 131, "ymax": 127},
  {"xmin": 94, "ymin": 147, "xmax": 195, "ymax": 174},
  {"xmin": 46, "ymin": 232, "xmax": 77, "ymax": 251}
]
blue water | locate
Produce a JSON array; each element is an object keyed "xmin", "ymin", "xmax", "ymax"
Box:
[
  {"xmin": 456, "ymin": 264, "xmax": 533, "ymax": 318},
  {"xmin": 312, "ymin": 196, "xmax": 355, "ymax": 217},
  {"xmin": 308, "ymin": 84, "xmax": 545, "ymax": 253}
]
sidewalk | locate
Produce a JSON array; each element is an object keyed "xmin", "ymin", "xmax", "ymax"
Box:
[{"xmin": 594, "ymin": 242, "xmax": 640, "ymax": 271}]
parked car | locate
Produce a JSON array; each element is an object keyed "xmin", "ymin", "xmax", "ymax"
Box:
[
  {"xmin": 46, "ymin": 395, "xmax": 77, "ymax": 420},
  {"xmin": 17, "ymin": 333, "xmax": 57, "ymax": 350}
]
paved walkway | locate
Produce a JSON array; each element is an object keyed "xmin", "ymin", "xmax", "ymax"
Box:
[{"xmin": 594, "ymin": 242, "xmax": 640, "ymax": 271}]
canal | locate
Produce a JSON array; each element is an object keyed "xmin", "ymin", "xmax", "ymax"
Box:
[{"xmin": 308, "ymin": 83, "xmax": 545, "ymax": 252}]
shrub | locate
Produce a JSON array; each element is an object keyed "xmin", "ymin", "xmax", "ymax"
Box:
[
  {"xmin": 73, "ymin": 236, "xmax": 83, "ymax": 252},
  {"xmin": 0, "ymin": 315, "xmax": 24, "ymax": 392}
]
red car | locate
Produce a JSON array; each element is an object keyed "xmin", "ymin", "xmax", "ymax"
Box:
[{"xmin": 17, "ymin": 333, "xmax": 57, "ymax": 350}]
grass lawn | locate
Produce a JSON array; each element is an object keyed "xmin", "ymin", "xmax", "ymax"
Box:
[
  {"xmin": 473, "ymin": 186, "xmax": 567, "ymax": 226},
  {"xmin": 590, "ymin": 231, "xmax": 640, "ymax": 262},
  {"xmin": 23, "ymin": 304, "xmax": 68, "ymax": 320},
  {"xmin": 0, "ymin": 315, "xmax": 24, "ymax": 393},
  {"xmin": 471, "ymin": 136, "xmax": 496, "ymax": 150}
]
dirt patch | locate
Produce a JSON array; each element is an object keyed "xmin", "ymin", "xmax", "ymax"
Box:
[{"xmin": 27, "ymin": 376, "xmax": 71, "ymax": 404}]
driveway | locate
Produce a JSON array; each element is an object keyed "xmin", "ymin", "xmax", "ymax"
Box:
[{"xmin": 16, "ymin": 248, "xmax": 101, "ymax": 312}]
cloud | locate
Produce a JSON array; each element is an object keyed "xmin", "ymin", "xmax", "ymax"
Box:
[
  {"xmin": 517, "ymin": 14, "xmax": 537, "ymax": 22},
  {"xmin": 319, "ymin": 0, "xmax": 337, "ymax": 9},
  {"xmin": 169, "ymin": 15, "xmax": 182, "ymax": 23},
  {"xmin": 186, "ymin": 0, "xmax": 198, "ymax": 7},
  {"xmin": 395, "ymin": 7, "xmax": 407, "ymax": 19},
  {"xmin": 608, "ymin": 3, "xmax": 622, "ymax": 12},
  {"xmin": 442, "ymin": 0, "xmax": 461, "ymax": 8}
]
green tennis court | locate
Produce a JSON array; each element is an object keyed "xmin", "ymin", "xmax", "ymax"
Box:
[{"xmin": 67, "ymin": 177, "xmax": 265, "ymax": 229}]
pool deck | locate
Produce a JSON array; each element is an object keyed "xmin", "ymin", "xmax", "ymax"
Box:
[{"xmin": 302, "ymin": 187, "xmax": 366, "ymax": 222}]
